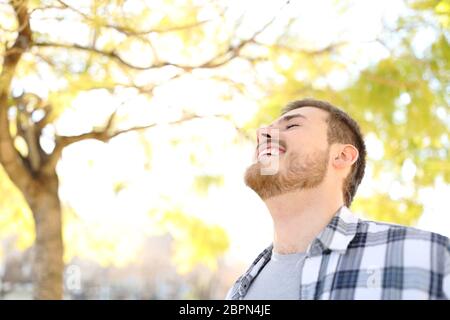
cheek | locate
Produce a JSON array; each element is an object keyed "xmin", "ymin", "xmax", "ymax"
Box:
[
  {"xmin": 304, "ymin": 131, "xmax": 328, "ymax": 152},
  {"xmin": 285, "ymin": 133, "xmax": 307, "ymax": 153},
  {"xmin": 286, "ymin": 144, "xmax": 323, "ymax": 161}
]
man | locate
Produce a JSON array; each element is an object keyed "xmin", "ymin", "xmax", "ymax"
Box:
[{"xmin": 226, "ymin": 98, "xmax": 450, "ymax": 300}]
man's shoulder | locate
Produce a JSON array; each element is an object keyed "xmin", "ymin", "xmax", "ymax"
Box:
[{"xmin": 355, "ymin": 217, "xmax": 450, "ymax": 249}]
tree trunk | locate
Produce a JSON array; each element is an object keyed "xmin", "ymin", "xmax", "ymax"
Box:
[
  {"xmin": 0, "ymin": 0, "xmax": 63, "ymax": 300},
  {"xmin": 24, "ymin": 174, "xmax": 63, "ymax": 300}
]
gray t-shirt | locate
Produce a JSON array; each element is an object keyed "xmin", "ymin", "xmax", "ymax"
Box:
[{"xmin": 243, "ymin": 249, "xmax": 306, "ymax": 300}]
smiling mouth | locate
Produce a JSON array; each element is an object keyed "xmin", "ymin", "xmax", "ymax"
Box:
[{"xmin": 257, "ymin": 146, "xmax": 286, "ymax": 159}]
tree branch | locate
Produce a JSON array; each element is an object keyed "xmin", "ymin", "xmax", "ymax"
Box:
[
  {"xmin": 56, "ymin": 0, "xmax": 213, "ymax": 35},
  {"xmin": 0, "ymin": 0, "xmax": 34, "ymax": 189},
  {"xmin": 195, "ymin": 0, "xmax": 291, "ymax": 69},
  {"xmin": 33, "ymin": 42, "xmax": 183, "ymax": 71},
  {"xmin": 44, "ymin": 112, "xmax": 203, "ymax": 172},
  {"xmin": 252, "ymin": 40, "xmax": 348, "ymax": 56},
  {"xmin": 32, "ymin": 1, "xmax": 290, "ymax": 71}
]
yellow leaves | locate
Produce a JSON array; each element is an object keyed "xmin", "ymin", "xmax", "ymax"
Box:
[
  {"xmin": 112, "ymin": 180, "xmax": 127, "ymax": 195},
  {"xmin": 410, "ymin": 0, "xmax": 441, "ymax": 10},
  {"xmin": 64, "ymin": 71, "xmax": 116, "ymax": 92},
  {"xmin": 417, "ymin": 159, "xmax": 450, "ymax": 185},
  {"xmin": 156, "ymin": 209, "xmax": 229, "ymax": 274},
  {"xmin": 46, "ymin": 71, "xmax": 116, "ymax": 121},
  {"xmin": 59, "ymin": 203, "xmax": 229, "ymax": 272},
  {"xmin": 0, "ymin": 167, "xmax": 35, "ymax": 254},
  {"xmin": 352, "ymin": 194, "xmax": 423, "ymax": 226},
  {"xmin": 193, "ymin": 174, "xmax": 224, "ymax": 196},
  {"xmin": 14, "ymin": 208, "xmax": 35, "ymax": 250},
  {"xmin": 13, "ymin": 136, "xmax": 29, "ymax": 158},
  {"xmin": 436, "ymin": 0, "xmax": 450, "ymax": 14},
  {"xmin": 62, "ymin": 207, "xmax": 143, "ymax": 268},
  {"xmin": 15, "ymin": 53, "xmax": 38, "ymax": 78},
  {"xmin": 0, "ymin": 4, "xmax": 18, "ymax": 33},
  {"xmin": 411, "ymin": 0, "xmax": 450, "ymax": 15},
  {"xmin": 88, "ymin": 15, "xmax": 108, "ymax": 30},
  {"xmin": 47, "ymin": 90, "xmax": 77, "ymax": 121},
  {"xmin": 409, "ymin": 0, "xmax": 450, "ymax": 27}
]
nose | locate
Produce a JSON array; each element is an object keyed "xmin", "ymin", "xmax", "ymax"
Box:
[{"xmin": 256, "ymin": 126, "xmax": 276, "ymax": 145}]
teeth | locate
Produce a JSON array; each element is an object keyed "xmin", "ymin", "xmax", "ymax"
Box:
[{"xmin": 258, "ymin": 148, "xmax": 282, "ymax": 159}]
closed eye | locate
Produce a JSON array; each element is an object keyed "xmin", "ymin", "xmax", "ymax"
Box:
[{"xmin": 286, "ymin": 124, "xmax": 300, "ymax": 129}]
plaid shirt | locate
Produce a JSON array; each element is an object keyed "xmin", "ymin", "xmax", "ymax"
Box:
[{"xmin": 226, "ymin": 206, "xmax": 450, "ymax": 300}]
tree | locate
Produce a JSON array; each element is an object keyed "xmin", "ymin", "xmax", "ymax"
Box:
[{"xmin": 0, "ymin": 0, "xmax": 292, "ymax": 299}]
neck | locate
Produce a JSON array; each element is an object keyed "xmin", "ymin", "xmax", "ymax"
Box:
[{"xmin": 264, "ymin": 185, "xmax": 344, "ymax": 254}]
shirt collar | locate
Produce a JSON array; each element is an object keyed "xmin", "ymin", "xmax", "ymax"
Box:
[
  {"xmin": 230, "ymin": 205, "xmax": 360, "ymax": 299},
  {"xmin": 306, "ymin": 205, "xmax": 359, "ymax": 256}
]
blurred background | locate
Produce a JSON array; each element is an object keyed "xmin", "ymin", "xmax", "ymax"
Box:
[{"xmin": 0, "ymin": 0, "xmax": 448, "ymax": 299}]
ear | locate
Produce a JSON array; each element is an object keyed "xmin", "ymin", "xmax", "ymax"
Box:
[{"xmin": 332, "ymin": 144, "xmax": 359, "ymax": 170}]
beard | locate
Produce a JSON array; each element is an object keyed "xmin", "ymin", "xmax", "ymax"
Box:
[{"xmin": 244, "ymin": 148, "xmax": 330, "ymax": 200}]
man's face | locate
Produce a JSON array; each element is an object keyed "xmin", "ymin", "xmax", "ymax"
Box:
[{"xmin": 244, "ymin": 106, "xmax": 331, "ymax": 199}]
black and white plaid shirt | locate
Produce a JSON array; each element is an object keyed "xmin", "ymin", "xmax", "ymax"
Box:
[{"xmin": 226, "ymin": 206, "xmax": 450, "ymax": 300}]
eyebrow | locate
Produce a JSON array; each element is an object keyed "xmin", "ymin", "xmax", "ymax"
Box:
[{"xmin": 278, "ymin": 113, "xmax": 308, "ymax": 123}]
